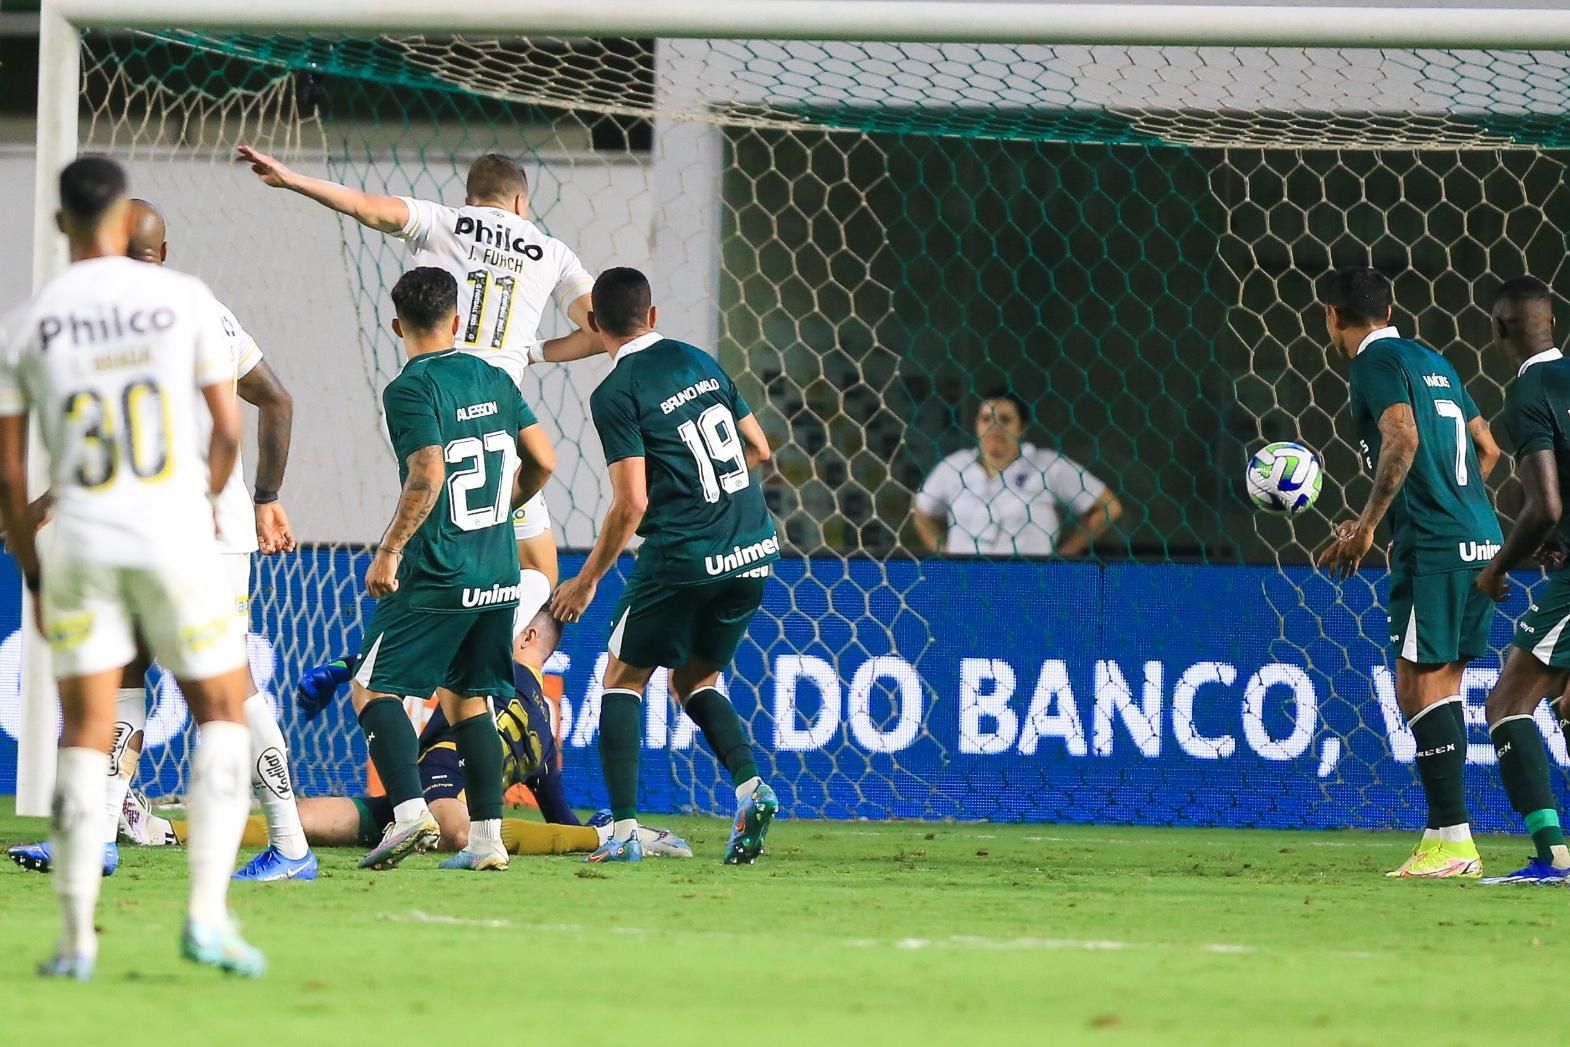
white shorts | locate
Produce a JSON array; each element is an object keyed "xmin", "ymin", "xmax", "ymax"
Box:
[
  {"xmin": 512, "ymin": 491, "xmax": 552, "ymax": 541},
  {"xmin": 220, "ymin": 553, "xmax": 252, "ymax": 614},
  {"xmin": 41, "ymin": 557, "xmax": 247, "ymax": 681}
]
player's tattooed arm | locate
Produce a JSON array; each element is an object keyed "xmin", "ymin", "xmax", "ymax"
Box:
[
  {"xmin": 1468, "ymin": 415, "xmax": 1502, "ymax": 481},
  {"xmin": 1317, "ymin": 402, "xmax": 1416, "ymax": 579},
  {"xmin": 237, "ymin": 359, "xmax": 296, "ymax": 552},
  {"xmin": 1478, "ymin": 447, "xmax": 1561, "ymax": 601},
  {"xmin": 367, "ymin": 445, "xmax": 443, "ymax": 597},
  {"xmin": 236, "ymin": 146, "xmax": 409, "ymax": 233}
]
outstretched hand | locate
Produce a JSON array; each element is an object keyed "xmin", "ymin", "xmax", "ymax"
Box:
[
  {"xmin": 296, "ymin": 660, "xmax": 353, "ymax": 720},
  {"xmin": 236, "ymin": 145, "xmax": 294, "ymax": 189}
]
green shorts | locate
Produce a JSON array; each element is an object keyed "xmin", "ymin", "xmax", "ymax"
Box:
[
  {"xmin": 354, "ymin": 598, "xmax": 515, "ymax": 699},
  {"xmin": 608, "ymin": 572, "xmax": 766, "ymax": 670},
  {"xmin": 1513, "ymin": 570, "xmax": 1570, "ymax": 668},
  {"xmin": 1387, "ymin": 568, "xmax": 1493, "ymax": 666}
]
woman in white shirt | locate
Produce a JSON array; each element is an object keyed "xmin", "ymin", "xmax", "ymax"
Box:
[{"xmin": 911, "ymin": 389, "xmax": 1123, "ymax": 557}]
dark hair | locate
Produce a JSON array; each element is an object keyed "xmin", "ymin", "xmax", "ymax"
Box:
[
  {"xmin": 1495, "ymin": 275, "xmax": 1553, "ymax": 309},
  {"xmin": 979, "ymin": 387, "xmax": 1030, "ymax": 425},
  {"xmin": 466, "ymin": 153, "xmax": 527, "ymax": 204},
  {"xmin": 59, "ymin": 155, "xmax": 127, "ymax": 223},
  {"xmin": 525, "ymin": 608, "xmax": 563, "ymax": 654},
  {"xmin": 1318, "ymin": 266, "xmax": 1393, "ymax": 326},
  {"xmin": 592, "ymin": 267, "xmax": 653, "ymax": 337},
  {"xmin": 390, "ymin": 266, "xmax": 458, "ymax": 332}
]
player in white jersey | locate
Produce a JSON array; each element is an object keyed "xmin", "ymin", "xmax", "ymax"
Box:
[
  {"xmin": 237, "ymin": 146, "xmax": 597, "ymax": 623},
  {"xmin": 7, "ymin": 201, "xmax": 317, "ymax": 881},
  {"xmin": 0, "ymin": 157, "xmax": 263, "ymax": 978}
]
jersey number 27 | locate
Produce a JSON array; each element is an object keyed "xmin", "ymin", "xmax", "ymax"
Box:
[{"xmin": 445, "ymin": 430, "xmax": 519, "ymax": 531}]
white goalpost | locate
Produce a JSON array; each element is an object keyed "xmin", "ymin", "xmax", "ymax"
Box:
[{"xmin": 21, "ymin": 0, "xmax": 1570, "ymax": 829}]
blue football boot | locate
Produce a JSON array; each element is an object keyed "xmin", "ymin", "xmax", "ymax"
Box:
[
  {"xmin": 233, "ymin": 845, "xmax": 319, "ymax": 881},
  {"xmin": 7, "ymin": 841, "xmax": 118, "ymax": 876}
]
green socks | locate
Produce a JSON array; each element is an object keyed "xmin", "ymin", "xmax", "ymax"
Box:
[
  {"xmin": 452, "ymin": 710, "xmax": 505, "ymax": 822},
  {"xmin": 358, "ymin": 697, "xmax": 423, "ymax": 807},
  {"xmin": 1409, "ymin": 699, "xmax": 1469, "ymax": 830},
  {"xmin": 684, "ymin": 687, "xmax": 760, "ymax": 788},
  {"xmin": 600, "ymin": 689, "xmax": 643, "ymax": 821},
  {"xmin": 1490, "ymin": 715, "xmax": 1566, "ymax": 864}
]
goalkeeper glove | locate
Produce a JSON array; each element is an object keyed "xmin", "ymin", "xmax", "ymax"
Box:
[{"xmin": 296, "ymin": 658, "xmax": 354, "ymax": 720}]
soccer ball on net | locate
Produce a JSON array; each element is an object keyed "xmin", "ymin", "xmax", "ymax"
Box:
[{"xmin": 1245, "ymin": 441, "xmax": 1323, "ymax": 515}]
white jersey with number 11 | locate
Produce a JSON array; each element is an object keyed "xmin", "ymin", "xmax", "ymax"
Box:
[{"xmin": 395, "ymin": 198, "xmax": 594, "ymax": 388}]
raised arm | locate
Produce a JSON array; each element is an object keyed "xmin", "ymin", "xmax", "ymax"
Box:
[
  {"xmin": 365, "ymin": 445, "xmax": 444, "ymax": 598},
  {"xmin": 512, "ymin": 422, "xmax": 556, "ymax": 507},
  {"xmin": 1318, "ymin": 402, "xmax": 1418, "ymax": 578},
  {"xmin": 1469, "ymin": 415, "xmax": 1501, "ymax": 482},
  {"xmin": 549, "ymin": 456, "xmax": 647, "ymax": 623},
  {"xmin": 237, "ymin": 146, "xmax": 409, "ymax": 234},
  {"xmin": 236, "ymin": 358, "xmax": 296, "ymax": 552},
  {"xmin": 1478, "ymin": 448, "xmax": 1561, "ymax": 601}
]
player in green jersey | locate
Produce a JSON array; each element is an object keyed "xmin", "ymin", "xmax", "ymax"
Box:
[
  {"xmin": 551, "ymin": 267, "xmax": 780, "ymax": 865},
  {"xmin": 1317, "ymin": 266, "xmax": 1503, "ymax": 879},
  {"xmin": 353, "ymin": 267, "xmax": 555, "ymax": 873},
  {"xmin": 1470, "ymin": 277, "xmax": 1570, "ymax": 885}
]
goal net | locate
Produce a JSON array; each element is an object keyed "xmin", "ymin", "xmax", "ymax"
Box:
[{"xmin": 47, "ymin": 26, "xmax": 1570, "ymax": 827}]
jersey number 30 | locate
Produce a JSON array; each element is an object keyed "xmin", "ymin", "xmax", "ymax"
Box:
[
  {"xmin": 64, "ymin": 380, "xmax": 169, "ymax": 489},
  {"xmin": 446, "ymin": 431, "xmax": 520, "ymax": 531},
  {"xmin": 677, "ymin": 404, "xmax": 749, "ymax": 504}
]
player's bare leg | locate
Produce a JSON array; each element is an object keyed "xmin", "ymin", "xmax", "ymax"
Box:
[
  {"xmin": 1387, "ymin": 658, "xmax": 1481, "ymax": 878},
  {"xmin": 177, "ymin": 664, "xmax": 266, "ymax": 976},
  {"xmin": 671, "ymin": 659, "xmax": 777, "ymax": 865},
  {"xmin": 436, "ymin": 688, "xmax": 510, "ymax": 871},
  {"xmin": 1478, "ymin": 649, "xmax": 1570, "ymax": 883},
  {"xmin": 351, "ymin": 681, "xmax": 440, "ymax": 869},
  {"xmin": 38, "ymin": 668, "xmax": 122, "ymax": 979}
]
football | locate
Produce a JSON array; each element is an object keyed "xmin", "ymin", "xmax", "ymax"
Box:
[{"xmin": 1246, "ymin": 441, "xmax": 1322, "ymax": 515}]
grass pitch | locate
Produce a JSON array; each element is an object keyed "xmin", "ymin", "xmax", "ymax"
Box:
[{"xmin": 0, "ymin": 806, "xmax": 1563, "ymax": 1046}]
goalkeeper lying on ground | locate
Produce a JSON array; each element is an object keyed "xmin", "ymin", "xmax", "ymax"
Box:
[{"xmin": 126, "ymin": 610, "xmax": 691, "ymax": 859}]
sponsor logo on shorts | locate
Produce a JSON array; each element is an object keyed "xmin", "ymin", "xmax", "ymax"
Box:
[
  {"xmin": 705, "ymin": 535, "xmax": 781, "ymax": 576},
  {"xmin": 461, "ymin": 581, "xmax": 522, "ymax": 608},
  {"xmin": 1459, "ymin": 540, "xmax": 1502, "ymax": 562},
  {"xmin": 255, "ymin": 746, "xmax": 294, "ymax": 800}
]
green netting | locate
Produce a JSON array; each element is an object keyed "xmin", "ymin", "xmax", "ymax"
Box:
[{"xmin": 73, "ymin": 28, "xmax": 1570, "ymax": 826}]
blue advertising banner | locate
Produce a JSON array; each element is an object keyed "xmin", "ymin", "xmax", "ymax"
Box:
[{"xmin": 0, "ymin": 549, "xmax": 1560, "ymax": 831}]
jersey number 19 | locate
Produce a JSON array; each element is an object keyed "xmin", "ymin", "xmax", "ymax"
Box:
[{"xmin": 678, "ymin": 404, "xmax": 749, "ymax": 504}]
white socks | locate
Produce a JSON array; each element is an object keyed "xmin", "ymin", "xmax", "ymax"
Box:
[
  {"xmin": 244, "ymin": 693, "xmax": 309, "ymax": 859},
  {"xmin": 52, "ymin": 747, "xmax": 108, "ymax": 961},
  {"xmin": 469, "ymin": 818, "xmax": 503, "ymax": 853},
  {"xmin": 393, "ymin": 798, "xmax": 431, "ymax": 826},
  {"xmin": 1426, "ymin": 824, "xmax": 1473, "ymax": 844},
  {"xmin": 735, "ymin": 775, "xmax": 762, "ymax": 802},
  {"xmin": 612, "ymin": 818, "xmax": 639, "ymax": 842},
  {"xmin": 104, "ymin": 687, "xmax": 146, "ymax": 844},
  {"xmin": 185, "ymin": 721, "xmax": 250, "ymax": 927}
]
